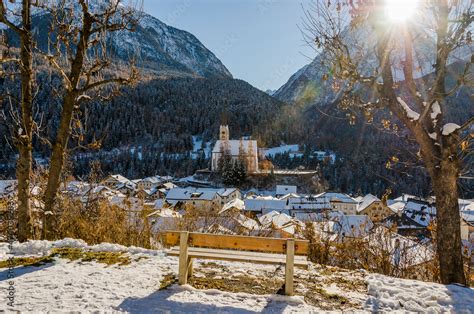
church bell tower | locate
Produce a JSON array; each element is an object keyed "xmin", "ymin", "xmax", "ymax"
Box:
[{"xmin": 219, "ymin": 125, "xmax": 229, "ymax": 141}]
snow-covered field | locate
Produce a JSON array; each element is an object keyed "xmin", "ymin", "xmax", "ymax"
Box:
[{"xmin": 0, "ymin": 239, "xmax": 473, "ymax": 313}]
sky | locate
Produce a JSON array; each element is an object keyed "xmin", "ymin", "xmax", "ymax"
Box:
[{"xmin": 143, "ymin": 0, "xmax": 316, "ymax": 91}]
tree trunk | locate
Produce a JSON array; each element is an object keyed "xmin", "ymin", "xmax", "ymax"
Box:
[
  {"xmin": 16, "ymin": 146, "xmax": 32, "ymax": 242},
  {"xmin": 431, "ymin": 158, "xmax": 466, "ymax": 285},
  {"xmin": 43, "ymin": 93, "xmax": 75, "ymax": 240},
  {"xmin": 16, "ymin": 0, "xmax": 34, "ymax": 242}
]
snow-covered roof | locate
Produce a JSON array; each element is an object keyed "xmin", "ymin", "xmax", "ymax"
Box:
[
  {"xmin": 382, "ymin": 213, "xmax": 426, "ymax": 230},
  {"xmin": 162, "ymin": 182, "xmax": 177, "ymax": 190},
  {"xmin": 365, "ymin": 226, "xmax": 434, "ymax": 267},
  {"xmin": 258, "ymin": 211, "xmax": 304, "ymax": 235},
  {"xmin": 0, "ymin": 180, "xmax": 17, "ymax": 196},
  {"xmin": 461, "ymin": 211, "xmax": 474, "ymax": 224},
  {"xmin": 357, "ymin": 194, "xmax": 381, "ymax": 212},
  {"xmin": 287, "ymin": 196, "xmax": 330, "ymax": 210},
  {"xmin": 276, "ymin": 185, "xmax": 297, "ymax": 196},
  {"xmin": 153, "ymin": 199, "xmax": 165, "ymax": 209},
  {"xmin": 388, "ymin": 201, "xmax": 406, "ymax": 214},
  {"xmin": 316, "ymin": 192, "xmax": 357, "ymax": 204},
  {"xmin": 294, "ymin": 210, "xmax": 344, "ymax": 222},
  {"xmin": 148, "ymin": 207, "xmax": 181, "ymax": 218},
  {"xmin": 279, "ymin": 193, "xmax": 300, "ymax": 200},
  {"xmin": 219, "ymin": 188, "xmax": 238, "ymax": 197},
  {"xmin": 212, "ymin": 139, "xmax": 257, "ymax": 155},
  {"xmin": 403, "ymin": 200, "xmax": 436, "ymax": 227},
  {"xmin": 140, "ymin": 176, "xmax": 162, "ymax": 184},
  {"xmin": 107, "ymin": 174, "xmax": 132, "ymax": 184},
  {"xmin": 263, "ymin": 144, "xmax": 300, "ymax": 158},
  {"xmin": 335, "ymin": 215, "xmax": 374, "ymax": 238},
  {"xmin": 220, "ymin": 198, "xmax": 245, "ymax": 214},
  {"xmin": 166, "ymin": 187, "xmax": 237, "ymax": 202},
  {"xmin": 459, "ymin": 199, "xmax": 474, "ymax": 211},
  {"xmin": 244, "ymin": 198, "xmax": 287, "ymax": 212},
  {"xmin": 233, "ymin": 214, "xmax": 259, "ymax": 231},
  {"xmin": 166, "ymin": 188, "xmax": 216, "ymax": 201},
  {"xmin": 66, "ymin": 181, "xmax": 90, "ymax": 195}
]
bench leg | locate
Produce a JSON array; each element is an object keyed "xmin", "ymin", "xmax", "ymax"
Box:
[
  {"xmin": 187, "ymin": 258, "xmax": 193, "ymax": 279},
  {"xmin": 285, "ymin": 239, "xmax": 295, "ymax": 296},
  {"xmin": 178, "ymin": 231, "xmax": 189, "ymax": 285}
]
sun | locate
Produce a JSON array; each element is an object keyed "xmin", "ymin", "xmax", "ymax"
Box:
[{"xmin": 384, "ymin": 0, "xmax": 419, "ymax": 23}]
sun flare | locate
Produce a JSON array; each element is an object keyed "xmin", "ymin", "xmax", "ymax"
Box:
[{"xmin": 385, "ymin": 0, "xmax": 419, "ymax": 23}]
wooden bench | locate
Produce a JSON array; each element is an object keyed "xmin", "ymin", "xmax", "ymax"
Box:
[{"xmin": 161, "ymin": 231, "xmax": 309, "ymax": 295}]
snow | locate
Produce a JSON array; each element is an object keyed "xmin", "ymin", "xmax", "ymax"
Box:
[
  {"xmin": 366, "ymin": 274, "xmax": 474, "ymax": 312},
  {"xmin": 276, "ymin": 185, "xmax": 297, "ymax": 196},
  {"xmin": 397, "ymin": 97, "xmax": 420, "ymax": 121},
  {"xmin": 442, "ymin": 123, "xmax": 461, "ymax": 136},
  {"xmin": 191, "ymin": 136, "xmax": 212, "ymax": 159},
  {"xmin": 264, "ymin": 145, "xmax": 300, "ymax": 158},
  {"xmin": 0, "ymin": 180, "xmax": 16, "ymax": 196},
  {"xmin": 357, "ymin": 194, "xmax": 380, "ymax": 212},
  {"xmin": 1, "ymin": 239, "xmax": 473, "ymax": 312},
  {"xmin": 430, "ymin": 101, "xmax": 441, "ymax": 120}
]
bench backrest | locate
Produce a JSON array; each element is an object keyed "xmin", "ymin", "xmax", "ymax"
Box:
[{"xmin": 161, "ymin": 231, "xmax": 309, "ymax": 255}]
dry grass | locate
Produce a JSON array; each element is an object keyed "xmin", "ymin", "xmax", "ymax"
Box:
[
  {"xmin": 51, "ymin": 247, "xmax": 130, "ymax": 266},
  {"xmin": 55, "ymin": 195, "xmax": 152, "ymax": 249},
  {"xmin": 0, "ymin": 247, "xmax": 131, "ymax": 268},
  {"xmin": 159, "ymin": 273, "xmax": 177, "ymax": 290},
  {"xmin": 303, "ymin": 286, "xmax": 355, "ymax": 310},
  {"xmin": 0, "ymin": 256, "xmax": 55, "ymax": 268},
  {"xmin": 189, "ymin": 275, "xmax": 284, "ymax": 295}
]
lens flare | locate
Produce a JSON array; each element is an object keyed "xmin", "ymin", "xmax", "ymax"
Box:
[{"xmin": 385, "ymin": 0, "xmax": 419, "ymax": 23}]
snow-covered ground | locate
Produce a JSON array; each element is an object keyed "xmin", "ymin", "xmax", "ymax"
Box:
[{"xmin": 0, "ymin": 239, "xmax": 473, "ymax": 313}]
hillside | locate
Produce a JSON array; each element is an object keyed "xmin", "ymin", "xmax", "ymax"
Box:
[
  {"xmin": 270, "ymin": 54, "xmax": 473, "ymax": 197},
  {"xmin": 2, "ymin": 3, "xmax": 231, "ymax": 79},
  {"xmin": 1, "ymin": 239, "xmax": 473, "ymax": 312},
  {"xmin": 0, "ymin": 76, "xmax": 289, "ymax": 179}
]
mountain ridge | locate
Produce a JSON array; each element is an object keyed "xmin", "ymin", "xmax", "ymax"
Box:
[{"xmin": 2, "ymin": 3, "xmax": 232, "ymax": 79}]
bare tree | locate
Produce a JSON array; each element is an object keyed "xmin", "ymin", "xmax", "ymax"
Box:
[
  {"xmin": 1, "ymin": 0, "xmax": 35, "ymax": 241},
  {"xmin": 303, "ymin": 0, "xmax": 472, "ymax": 284},
  {"xmin": 39, "ymin": 0, "xmax": 141, "ymax": 239}
]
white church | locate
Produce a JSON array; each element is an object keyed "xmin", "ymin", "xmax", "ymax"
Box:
[{"xmin": 211, "ymin": 125, "xmax": 259, "ymax": 173}]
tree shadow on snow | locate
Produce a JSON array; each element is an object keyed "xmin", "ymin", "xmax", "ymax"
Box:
[
  {"xmin": 117, "ymin": 285, "xmax": 292, "ymax": 314},
  {"xmin": 443, "ymin": 284, "xmax": 474, "ymax": 312},
  {"xmin": 0, "ymin": 263, "xmax": 54, "ymax": 282},
  {"xmin": 365, "ymin": 282, "xmax": 474, "ymax": 312}
]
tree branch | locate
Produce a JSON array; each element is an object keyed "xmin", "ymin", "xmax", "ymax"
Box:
[{"xmin": 0, "ymin": 1, "xmax": 22, "ymax": 34}]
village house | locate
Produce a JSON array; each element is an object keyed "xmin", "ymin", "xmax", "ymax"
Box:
[
  {"xmin": 402, "ymin": 199, "xmax": 437, "ymax": 228},
  {"xmin": 460, "ymin": 210, "xmax": 474, "ymax": 242},
  {"xmin": 211, "ymin": 125, "xmax": 259, "ymax": 173},
  {"xmin": 258, "ymin": 210, "xmax": 305, "ymax": 238},
  {"xmin": 0, "ymin": 180, "xmax": 16, "ymax": 211},
  {"xmin": 357, "ymin": 194, "xmax": 395, "ymax": 222},
  {"xmin": 165, "ymin": 187, "xmax": 241, "ymax": 211},
  {"xmin": 136, "ymin": 176, "xmax": 163, "ymax": 190},
  {"xmin": 316, "ymin": 192, "xmax": 358, "ymax": 215},
  {"xmin": 101, "ymin": 174, "xmax": 136, "ymax": 193},
  {"xmin": 287, "ymin": 195, "xmax": 329, "ymax": 213},
  {"xmin": 318, "ymin": 214, "xmax": 374, "ymax": 241},
  {"xmin": 244, "ymin": 196, "xmax": 288, "ymax": 215},
  {"xmin": 275, "ymin": 185, "xmax": 297, "ymax": 198},
  {"xmin": 312, "ymin": 151, "xmax": 337, "ymax": 164}
]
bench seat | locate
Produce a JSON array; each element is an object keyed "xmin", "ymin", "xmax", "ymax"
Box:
[{"xmin": 168, "ymin": 246, "xmax": 309, "ymax": 268}]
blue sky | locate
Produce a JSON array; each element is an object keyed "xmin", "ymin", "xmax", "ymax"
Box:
[{"xmin": 144, "ymin": 0, "xmax": 315, "ymax": 91}]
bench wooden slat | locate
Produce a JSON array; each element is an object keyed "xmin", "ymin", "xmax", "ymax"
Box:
[
  {"xmin": 168, "ymin": 247, "xmax": 308, "ymax": 268},
  {"xmin": 169, "ymin": 246, "xmax": 308, "ymax": 262},
  {"xmin": 162, "ymin": 231, "xmax": 309, "ymax": 255}
]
